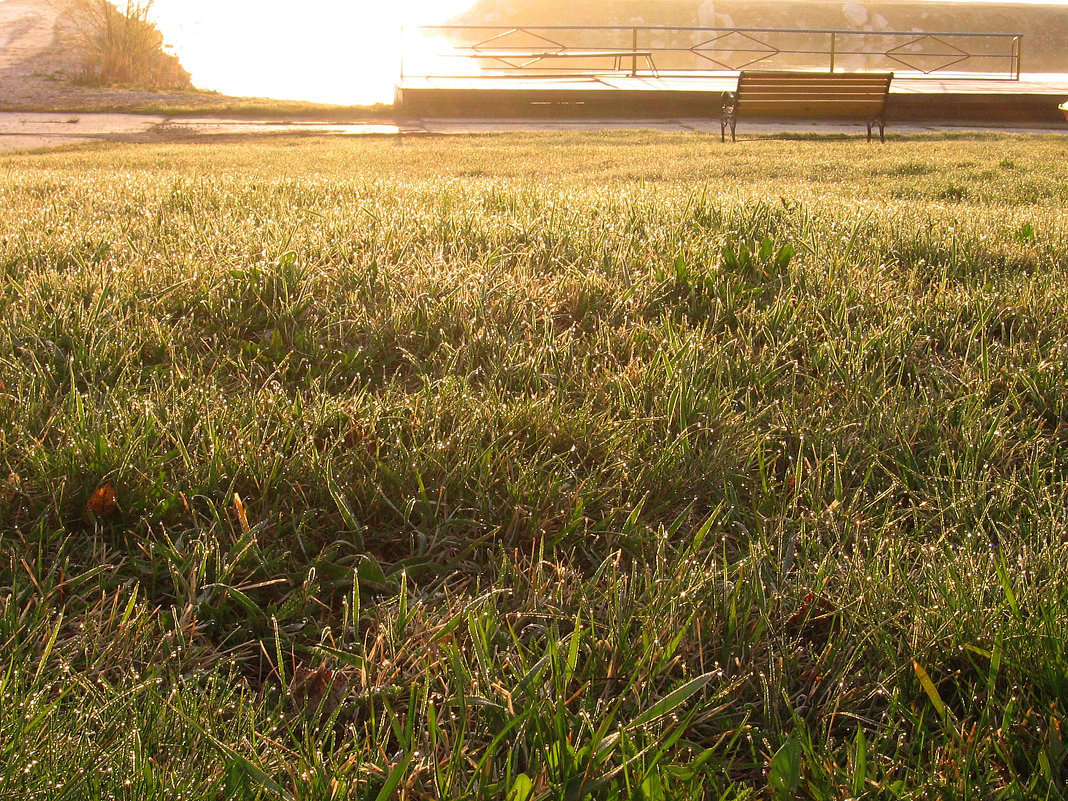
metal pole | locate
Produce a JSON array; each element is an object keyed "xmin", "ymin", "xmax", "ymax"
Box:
[
  {"xmin": 829, "ymin": 32, "xmax": 836, "ymax": 72},
  {"xmin": 632, "ymin": 27, "xmax": 638, "ymax": 76}
]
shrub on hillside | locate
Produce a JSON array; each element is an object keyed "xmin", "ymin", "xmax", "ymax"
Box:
[{"xmin": 61, "ymin": 0, "xmax": 192, "ymax": 89}]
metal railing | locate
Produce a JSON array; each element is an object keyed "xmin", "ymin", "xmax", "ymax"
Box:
[{"xmin": 403, "ymin": 25, "xmax": 1024, "ymax": 80}]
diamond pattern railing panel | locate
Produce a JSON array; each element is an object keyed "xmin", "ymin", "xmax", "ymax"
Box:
[
  {"xmin": 691, "ymin": 31, "xmax": 780, "ymax": 71},
  {"xmin": 885, "ymin": 35, "xmax": 970, "ymax": 74}
]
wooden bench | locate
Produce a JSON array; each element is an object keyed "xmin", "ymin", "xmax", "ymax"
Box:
[
  {"xmin": 721, "ymin": 71, "xmax": 893, "ymax": 142},
  {"xmin": 466, "ymin": 49, "xmax": 658, "ymax": 77}
]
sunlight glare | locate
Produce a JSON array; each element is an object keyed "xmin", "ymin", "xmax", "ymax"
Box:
[{"xmin": 151, "ymin": 0, "xmax": 478, "ymax": 105}]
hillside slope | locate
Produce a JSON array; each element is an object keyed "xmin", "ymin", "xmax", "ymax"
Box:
[{"xmin": 0, "ymin": 0, "xmax": 212, "ymax": 110}]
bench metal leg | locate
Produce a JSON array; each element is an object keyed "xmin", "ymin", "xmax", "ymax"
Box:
[
  {"xmin": 721, "ymin": 92, "xmax": 737, "ymax": 143},
  {"xmin": 721, "ymin": 113, "xmax": 737, "ymax": 142},
  {"xmin": 867, "ymin": 116, "xmax": 887, "ymax": 143}
]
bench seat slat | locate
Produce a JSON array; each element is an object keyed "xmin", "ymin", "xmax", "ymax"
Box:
[
  {"xmin": 741, "ymin": 77, "xmax": 890, "ymax": 84},
  {"xmin": 742, "ymin": 97, "xmax": 884, "ymax": 105},
  {"xmin": 740, "ymin": 85, "xmax": 891, "ymax": 93},
  {"xmin": 741, "ymin": 88, "xmax": 887, "ymax": 96},
  {"xmin": 741, "ymin": 71, "xmax": 892, "ymax": 79},
  {"xmin": 740, "ymin": 99, "xmax": 886, "ymax": 109},
  {"xmin": 739, "ymin": 93, "xmax": 888, "ymax": 102},
  {"xmin": 740, "ymin": 105, "xmax": 886, "ymax": 118},
  {"xmin": 740, "ymin": 83, "xmax": 890, "ymax": 91}
]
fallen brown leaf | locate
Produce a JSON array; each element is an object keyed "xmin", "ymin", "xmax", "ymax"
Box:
[
  {"xmin": 784, "ymin": 591, "xmax": 838, "ymax": 645},
  {"xmin": 289, "ymin": 665, "xmax": 348, "ymax": 720},
  {"xmin": 83, "ymin": 481, "xmax": 119, "ymax": 524},
  {"xmin": 2, "ymin": 472, "xmax": 20, "ymax": 505}
]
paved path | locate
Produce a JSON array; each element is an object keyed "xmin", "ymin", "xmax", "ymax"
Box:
[
  {"xmin": 0, "ymin": 112, "xmax": 160, "ymax": 151},
  {"xmin": 0, "ymin": 111, "xmax": 1063, "ymax": 153},
  {"xmin": 0, "ymin": 113, "xmax": 405, "ymax": 151}
]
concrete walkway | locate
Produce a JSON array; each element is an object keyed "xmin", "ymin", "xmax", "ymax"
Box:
[
  {"xmin": 0, "ymin": 112, "xmax": 163, "ymax": 151},
  {"xmin": 0, "ymin": 110, "xmax": 1063, "ymax": 153},
  {"xmin": 0, "ymin": 112, "xmax": 406, "ymax": 152}
]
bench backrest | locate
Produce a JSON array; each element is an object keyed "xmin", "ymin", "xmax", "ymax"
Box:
[{"xmin": 735, "ymin": 71, "xmax": 893, "ymax": 119}]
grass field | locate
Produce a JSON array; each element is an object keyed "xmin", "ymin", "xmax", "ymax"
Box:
[{"xmin": 2, "ymin": 131, "xmax": 1068, "ymax": 799}]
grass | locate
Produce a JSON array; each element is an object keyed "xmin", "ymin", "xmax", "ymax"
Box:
[{"xmin": 1, "ymin": 131, "xmax": 1068, "ymax": 799}]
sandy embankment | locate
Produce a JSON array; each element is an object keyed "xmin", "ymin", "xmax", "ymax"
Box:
[
  {"xmin": 0, "ymin": 0, "xmax": 212, "ymax": 105},
  {"xmin": 0, "ymin": 0, "xmax": 92, "ymax": 148},
  {"xmin": 0, "ymin": 0, "xmax": 227, "ymax": 110}
]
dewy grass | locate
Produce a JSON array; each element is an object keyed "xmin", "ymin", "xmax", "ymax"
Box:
[{"xmin": 1, "ymin": 132, "xmax": 1067, "ymax": 799}]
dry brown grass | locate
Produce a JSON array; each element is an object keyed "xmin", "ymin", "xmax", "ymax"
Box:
[{"xmin": 58, "ymin": 0, "xmax": 191, "ymax": 88}]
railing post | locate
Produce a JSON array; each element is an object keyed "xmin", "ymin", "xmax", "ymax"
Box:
[
  {"xmin": 1014, "ymin": 35, "xmax": 1022, "ymax": 80},
  {"xmin": 829, "ymin": 31, "xmax": 836, "ymax": 72},
  {"xmin": 632, "ymin": 27, "xmax": 638, "ymax": 76}
]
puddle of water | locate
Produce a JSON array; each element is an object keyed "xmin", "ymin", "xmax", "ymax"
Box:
[{"xmin": 163, "ymin": 119, "xmax": 402, "ymax": 135}]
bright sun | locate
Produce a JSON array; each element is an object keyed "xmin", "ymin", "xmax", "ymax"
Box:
[{"xmin": 151, "ymin": 0, "xmax": 477, "ymax": 105}]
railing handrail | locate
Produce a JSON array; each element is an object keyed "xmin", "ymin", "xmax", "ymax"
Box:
[{"xmin": 424, "ymin": 24, "xmax": 1024, "ymax": 39}]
